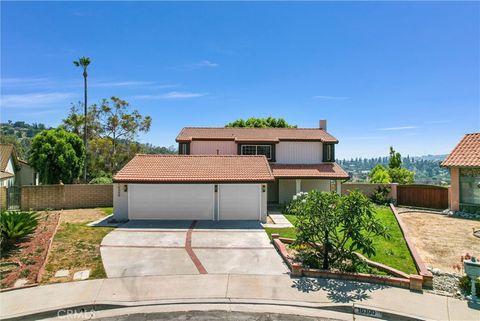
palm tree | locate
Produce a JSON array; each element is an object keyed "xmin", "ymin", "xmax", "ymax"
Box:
[{"xmin": 73, "ymin": 56, "xmax": 91, "ymax": 182}]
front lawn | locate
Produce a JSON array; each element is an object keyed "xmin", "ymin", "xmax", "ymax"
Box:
[
  {"xmin": 41, "ymin": 208, "xmax": 114, "ymax": 283},
  {"xmin": 265, "ymin": 207, "xmax": 418, "ymax": 275}
]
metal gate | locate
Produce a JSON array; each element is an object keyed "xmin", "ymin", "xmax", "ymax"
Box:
[{"xmin": 7, "ymin": 186, "xmax": 21, "ymax": 210}]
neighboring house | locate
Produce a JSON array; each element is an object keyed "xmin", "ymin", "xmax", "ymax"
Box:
[
  {"xmin": 441, "ymin": 133, "xmax": 480, "ymax": 213},
  {"xmin": 0, "ymin": 144, "xmax": 39, "ymax": 187},
  {"xmin": 112, "ymin": 120, "xmax": 348, "ymax": 222}
]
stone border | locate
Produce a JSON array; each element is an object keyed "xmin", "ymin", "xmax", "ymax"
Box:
[
  {"xmin": 271, "ymin": 235, "xmax": 423, "ymax": 291},
  {"xmin": 389, "ymin": 204, "xmax": 433, "ymax": 288},
  {"xmin": 36, "ymin": 214, "xmax": 61, "ymax": 283}
]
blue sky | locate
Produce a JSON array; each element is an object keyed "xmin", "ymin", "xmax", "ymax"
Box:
[{"xmin": 1, "ymin": 2, "xmax": 479, "ymax": 159}]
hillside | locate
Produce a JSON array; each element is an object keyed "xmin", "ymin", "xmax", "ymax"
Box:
[{"xmin": 338, "ymin": 155, "xmax": 450, "ymax": 185}]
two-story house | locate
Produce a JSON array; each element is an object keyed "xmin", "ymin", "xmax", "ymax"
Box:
[
  {"xmin": 112, "ymin": 120, "xmax": 348, "ymax": 222},
  {"xmin": 176, "ymin": 120, "xmax": 348, "ymax": 204}
]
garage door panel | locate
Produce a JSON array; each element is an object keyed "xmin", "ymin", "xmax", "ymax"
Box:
[
  {"xmin": 129, "ymin": 184, "xmax": 214, "ymax": 220},
  {"xmin": 219, "ymin": 184, "xmax": 260, "ymax": 220}
]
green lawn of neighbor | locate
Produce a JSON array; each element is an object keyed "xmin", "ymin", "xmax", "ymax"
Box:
[{"xmin": 265, "ymin": 207, "xmax": 418, "ymax": 275}]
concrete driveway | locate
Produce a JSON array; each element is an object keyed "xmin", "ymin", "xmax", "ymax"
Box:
[{"xmin": 100, "ymin": 220, "xmax": 288, "ymax": 277}]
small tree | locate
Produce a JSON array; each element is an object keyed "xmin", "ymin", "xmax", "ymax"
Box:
[
  {"xmin": 294, "ymin": 190, "xmax": 389, "ymax": 270},
  {"xmin": 388, "ymin": 146, "xmax": 402, "ymax": 169},
  {"xmin": 389, "ymin": 167, "xmax": 415, "ymax": 184},
  {"xmin": 29, "ymin": 128, "xmax": 85, "ymax": 184}
]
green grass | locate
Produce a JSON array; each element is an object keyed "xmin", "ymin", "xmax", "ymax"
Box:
[
  {"xmin": 265, "ymin": 207, "xmax": 418, "ymax": 275},
  {"xmin": 42, "ymin": 223, "xmax": 114, "ymax": 282},
  {"xmin": 100, "ymin": 207, "xmax": 113, "ymax": 216}
]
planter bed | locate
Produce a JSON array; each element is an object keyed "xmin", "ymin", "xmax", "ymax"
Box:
[
  {"xmin": 272, "ymin": 234, "xmax": 423, "ymax": 291},
  {"xmin": 0, "ymin": 211, "xmax": 60, "ymax": 289}
]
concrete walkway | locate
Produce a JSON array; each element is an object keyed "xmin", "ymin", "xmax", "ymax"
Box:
[{"xmin": 1, "ymin": 274, "xmax": 478, "ymax": 321}]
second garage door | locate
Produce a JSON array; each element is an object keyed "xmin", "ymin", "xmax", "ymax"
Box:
[
  {"xmin": 128, "ymin": 184, "xmax": 214, "ymax": 220},
  {"xmin": 219, "ymin": 184, "xmax": 261, "ymax": 220}
]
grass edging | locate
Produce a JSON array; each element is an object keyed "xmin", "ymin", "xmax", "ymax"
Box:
[
  {"xmin": 389, "ymin": 203, "xmax": 433, "ymax": 288},
  {"xmin": 271, "ymin": 234, "xmax": 422, "ymax": 291},
  {"xmin": 36, "ymin": 217, "xmax": 61, "ymax": 283}
]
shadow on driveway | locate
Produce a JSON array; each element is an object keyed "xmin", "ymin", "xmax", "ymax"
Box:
[{"xmin": 118, "ymin": 220, "xmax": 264, "ymax": 230}]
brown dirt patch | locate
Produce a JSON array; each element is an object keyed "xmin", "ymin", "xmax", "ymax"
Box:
[
  {"xmin": 0, "ymin": 211, "xmax": 60, "ymax": 288},
  {"xmin": 57, "ymin": 208, "xmax": 107, "ymax": 224},
  {"xmin": 400, "ymin": 212, "xmax": 480, "ymax": 273}
]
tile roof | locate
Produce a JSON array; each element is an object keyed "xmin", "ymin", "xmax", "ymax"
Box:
[
  {"xmin": 113, "ymin": 154, "xmax": 275, "ymax": 183},
  {"xmin": 176, "ymin": 127, "xmax": 338, "ymax": 143},
  {"xmin": 441, "ymin": 133, "xmax": 480, "ymax": 167},
  {"xmin": 0, "ymin": 172, "xmax": 14, "ymax": 180},
  {"xmin": 270, "ymin": 163, "xmax": 349, "ymax": 179},
  {"xmin": 0, "ymin": 144, "xmax": 15, "ymax": 172}
]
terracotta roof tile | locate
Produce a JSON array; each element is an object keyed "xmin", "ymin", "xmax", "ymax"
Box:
[
  {"xmin": 113, "ymin": 154, "xmax": 275, "ymax": 183},
  {"xmin": 270, "ymin": 163, "xmax": 349, "ymax": 179},
  {"xmin": 441, "ymin": 133, "xmax": 480, "ymax": 167},
  {"xmin": 0, "ymin": 144, "xmax": 15, "ymax": 172},
  {"xmin": 176, "ymin": 127, "xmax": 338, "ymax": 143}
]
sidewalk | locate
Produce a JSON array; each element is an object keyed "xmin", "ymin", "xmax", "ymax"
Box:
[{"xmin": 0, "ymin": 274, "xmax": 478, "ymax": 320}]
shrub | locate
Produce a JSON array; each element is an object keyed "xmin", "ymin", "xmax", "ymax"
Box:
[
  {"xmin": 283, "ymin": 192, "xmax": 308, "ymax": 215},
  {"xmin": 370, "ymin": 186, "xmax": 393, "ymax": 205},
  {"xmin": 0, "ymin": 211, "xmax": 39, "ymax": 249},
  {"xmin": 459, "ymin": 275, "xmax": 480, "ymax": 298},
  {"xmin": 89, "ymin": 176, "xmax": 113, "ymax": 184}
]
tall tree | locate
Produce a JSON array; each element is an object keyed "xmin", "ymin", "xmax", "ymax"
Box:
[
  {"xmin": 73, "ymin": 56, "xmax": 91, "ymax": 182},
  {"xmin": 98, "ymin": 97, "xmax": 151, "ymax": 172},
  {"xmin": 388, "ymin": 146, "xmax": 402, "ymax": 169},
  {"xmin": 29, "ymin": 128, "xmax": 85, "ymax": 184}
]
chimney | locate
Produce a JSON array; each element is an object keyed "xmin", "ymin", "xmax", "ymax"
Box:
[{"xmin": 319, "ymin": 119, "xmax": 327, "ymax": 131}]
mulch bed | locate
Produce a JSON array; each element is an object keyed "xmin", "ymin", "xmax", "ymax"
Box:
[{"xmin": 0, "ymin": 211, "xmax": 60, "ymax": 289}]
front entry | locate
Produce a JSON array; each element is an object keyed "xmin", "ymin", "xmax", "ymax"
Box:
[{"xmin": 267, "ymin": 179, "xmax": 279, "ymax": 204}]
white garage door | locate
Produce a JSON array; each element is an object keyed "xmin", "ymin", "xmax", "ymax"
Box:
[
  {"xmin": 129, "ymin": 184, "xmax": 214, "ymax": 220},
  {"xmin": 219, "ymin": 184, "xmax": 261, "ymax": 220}
]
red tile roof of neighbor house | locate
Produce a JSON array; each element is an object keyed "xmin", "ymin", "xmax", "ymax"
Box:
[
  {"xmin": 0, "ymin": 144, "xmax": 15, "ymax": 172},
  {"xmin": 113, "ymin": 154, "xmax": 275, "ymax": 183},
  {"xmin": 441, "ymin": 133, "xmax": 480, "ymax": 167},
  {"xmin": 270, "ymin": 163, "xmax": 349, "ymax": 179},
  {"xmin": 176, "ymin": 127, "xmax": 339, "ymax": 143}
]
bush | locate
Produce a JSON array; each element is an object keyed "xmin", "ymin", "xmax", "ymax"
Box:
[
  {"xmin": 89, "ymin": 176, "xmax": 113, "ymax": 184},
  {"xmin": 459, "ymin": 275, "xmax": 480, "ymax": 298},
  {"xmin": 370, "ymin": 186, "xmax": 393, "ymax": 205},
  {"xmin": 0, "ymin": 211, "xmax": 39, "ymax": 249},
  {"xmin": 283, "ymin": 192, "xmax": 308, "ymax": 215}
]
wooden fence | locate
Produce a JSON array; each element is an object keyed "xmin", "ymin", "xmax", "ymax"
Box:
[{"xmin": 397, "ymin": 184, "xmax": 449, "ymax": 209}]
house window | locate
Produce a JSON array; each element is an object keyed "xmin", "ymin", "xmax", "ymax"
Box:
[
  {"xmin": 323, "ymin": 144, "xmax": 335, "ymax": 162},
  {"xmin": 241, "ymin": 145, "xmax": 272, "ymax": 160},
  {"xmin": 178, "ymin": 143, "xmax": 190, "ymax": 155}
]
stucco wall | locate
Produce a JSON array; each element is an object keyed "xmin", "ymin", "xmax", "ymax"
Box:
[
  {"xmin": 276, "ymin": 141, "xmax": 322, "ymax": 164},
  {"xmin": 190, "ymin": 140, "xmax": 237, "ymax": 155},
  {"xmin": 341, "ymin": 183, "xmax": 397, "ymax": 200},
  {"xmin": 449, "ymin": 167, "xmax": 460, "ymax": 211},
  {"xmin": 278, "ymin": 179, "xmax": 331, "ymax": 203},
  {"xmin": 18, "ymin": 164, "xmax": 37, "ymax": 186},
  {"xmin": 113, "ymin": 183, "xmax": 129, "ymax": 221}
]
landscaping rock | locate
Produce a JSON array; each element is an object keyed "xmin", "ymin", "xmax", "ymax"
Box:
[
  {"xmin": 73, "ymin": 270, "xmax": 90, "ymax": 281},
  {"xmin": 54, "ymin": 270, "xmax": 69, "ymax": 278},
  {"xmin": 427, "ymin": 267, "xmax": 465, "ymax": 300},
  {"xmin": 14, "ymin": 279, "xmax": 28, "ymax": 288}
]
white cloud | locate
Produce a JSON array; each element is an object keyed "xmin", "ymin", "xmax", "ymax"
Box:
[
  {"xmin": 313, "ymin": 95, "xmax": 349, "ymax": 100},
  {"xmin": 132, "ymin": 91, "xmax": 208, "ymax": 100},
  {"xmin": 188, "ymin": 60, "xmax": 219, "ymax": 69},
  {"xmin": 1, "ymin": 92, "xmax": 74, "ymax": 108},
  {"xmin": 1, "ymin": 77, "xmax": 54, "ymax": 88},
  {"xmin": 377, "ymin": 126, "xmax": 418, "ymax": 131}
]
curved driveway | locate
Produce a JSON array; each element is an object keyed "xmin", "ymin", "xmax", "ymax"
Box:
[{"xmin": 100, "ymin": 220, "xmax": 288, "ymax": 277}]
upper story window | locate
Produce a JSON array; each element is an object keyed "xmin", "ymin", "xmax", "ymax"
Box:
[
  {"xmin": 179, "ymin": 143, "xmax": 190, "ymax": 155},
  {"xmin": 323, "ymin": 144, "xmax": 335, "ymax": 162},
  {"xmin": 241, "ymin": 145, "xmax": 272, "ymax": 160}
]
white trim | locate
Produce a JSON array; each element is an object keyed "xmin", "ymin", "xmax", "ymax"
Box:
[
  {"xmin": 127, "ymin": 184, "xmax": 132, "ymax": 220},
  {"xmin": 259, "ymin": 184, "xmax": 262, "ymax": 221}
]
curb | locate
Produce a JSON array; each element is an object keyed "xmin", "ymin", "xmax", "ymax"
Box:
[{"xmin": 0, "ymin": 298, "xmax": 428, "ymax": 321}]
